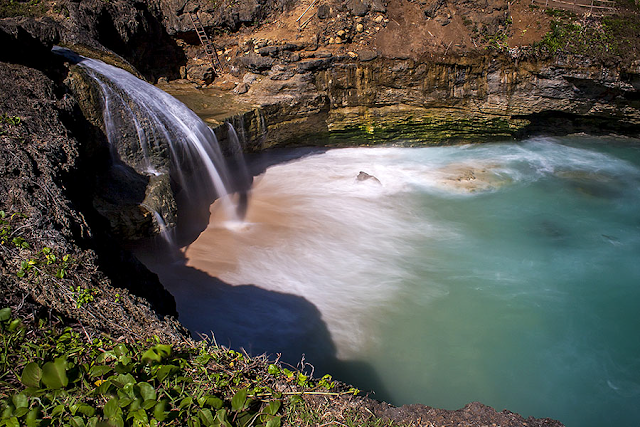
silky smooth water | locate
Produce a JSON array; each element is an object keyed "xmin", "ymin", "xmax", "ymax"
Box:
[{"xmin": 138, "ymin": 136, "xmax": 640, "ymax": 427}]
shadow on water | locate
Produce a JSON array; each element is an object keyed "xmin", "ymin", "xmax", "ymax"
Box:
[
  {"xmin": 136, "ymin": 245, "xmax": 391, "ymax": 400},
  {"xmin": 136, "ymin": 145, "xmax": 391, "ymax": 398}
]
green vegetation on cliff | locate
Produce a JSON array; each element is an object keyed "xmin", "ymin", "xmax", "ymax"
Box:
[
  {"xmin": 0, "ymin": 0, "xmax": 47, "ymax": 18},
  {"xmin": 537, "ymin": 4, "xmax": 640, "ymax": 62},
  {"xmin": 0, "ymin": 307, "xmax": 392, "ymax": 427}
]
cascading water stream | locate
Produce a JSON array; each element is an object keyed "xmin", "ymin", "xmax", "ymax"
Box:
[
  {"xmin": 53, "ymin": 47, "xmax": 241, "ymax": 228},
  {"xmin": 226, "ymin": 123, "xmax": 252, "ymax": 220}
]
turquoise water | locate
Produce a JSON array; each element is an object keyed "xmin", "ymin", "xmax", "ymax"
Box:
[
  {"xmin": 140, "ymin": 136, "xmax": 640, "ymax": 427},
  {"xmin": 327, "ymin": 138, "xmax": 640, "ymax": 427}
]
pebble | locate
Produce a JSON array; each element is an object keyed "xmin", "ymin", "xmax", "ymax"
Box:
[
  {"xmin": 337, "ymin": 30, "xmax": 345, "ymax": 37},
  {"xmin": 374, "ymin": 15, "xmax": 384, "ymax": 23},
  {"xmin": 356, "ymin": 23, "xmax": 364, "ymax": 32}
]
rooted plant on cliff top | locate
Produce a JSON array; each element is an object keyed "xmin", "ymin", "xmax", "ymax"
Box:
[{"xmin": 0, "ymin": 307, "xmax": 374, "ymax": 427}]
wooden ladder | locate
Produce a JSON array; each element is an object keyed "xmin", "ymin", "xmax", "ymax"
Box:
[{"xmin": 188, "ymin": 12, "xmax": 224, "ymax": 74}]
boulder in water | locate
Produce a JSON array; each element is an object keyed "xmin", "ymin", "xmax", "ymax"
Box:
[{"xmin": 357, "ymin": 171, "xmax": 381, "ymax": 184}]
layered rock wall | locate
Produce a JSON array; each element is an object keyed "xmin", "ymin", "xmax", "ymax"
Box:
[{"xmin": 213, "ymin": 53, "xmax": 640, "ymax": 149}]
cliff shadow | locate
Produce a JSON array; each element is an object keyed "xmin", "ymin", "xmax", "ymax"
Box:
[
  {"xmin": 134, "ymin": 244, "xmax": 391, "ymax": 400},
  {"xmin": 94, "ymin": 3, "xmax": 187, "ymax": 81}
]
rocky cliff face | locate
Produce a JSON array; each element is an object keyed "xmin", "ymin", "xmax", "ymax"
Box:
[
  {"xmin": 0, "ymin": 15, "xmax": 186, "ymax": 341},
  {"xmin": 140, "ymin": 0, "xmax": 640, "ymax": 148},
  {"xmin": 202, "ymin": 51, "xmax": 640, "ymax": 151}
]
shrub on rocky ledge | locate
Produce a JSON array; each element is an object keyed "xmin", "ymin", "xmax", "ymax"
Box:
[{"xmin": 0, "ymin": 307, "xmax": 384, "ymax": 427}]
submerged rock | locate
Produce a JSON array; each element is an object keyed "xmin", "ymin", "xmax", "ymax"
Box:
[
  {"xmin": 356, "ymin": 171, "xmax": 381, "ymax": 184},
  {"xmin": 438, "ymin": 163, "xmax": 512, "ymax": 193}
]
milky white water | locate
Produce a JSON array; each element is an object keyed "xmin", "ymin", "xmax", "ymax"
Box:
[{"xmin": 137, "ymin": 136, "xmax": 640, "ymax": 427}]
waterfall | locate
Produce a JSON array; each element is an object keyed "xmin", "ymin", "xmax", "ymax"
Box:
[
  {"xmin": 227, "ymin": 123, "xmax": 252, "ymax": 220},
  {"xmin": 140, "ymin": 203, "xmax": 176, "ymax": 247},
  {"xmin": 54, "ymin": 47, "xmax": 241, "ymax": 229}
]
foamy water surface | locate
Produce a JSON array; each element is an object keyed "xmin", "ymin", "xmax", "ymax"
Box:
[{"xmin": 138, "ymin": 136, "xmax": 640, "ymax": 427}]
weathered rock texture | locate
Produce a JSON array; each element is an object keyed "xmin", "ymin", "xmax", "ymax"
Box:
[
  {"xmin": 65, "ymin": 62, "xmax": 179, "ymax": 240},
  {"xmin": 0, "ymin": 17, "xmax": 186, "ymax": 342},
  {"xmin": 203, "ymin": 52, "xmax": 640, "ymax": 150}
]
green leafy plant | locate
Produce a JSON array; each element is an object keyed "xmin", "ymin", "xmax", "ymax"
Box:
[
  {"xmin": 0, "ymin": 0, "xmax": 47, "ymax": 18},
  {"xmin": 0, "ymin": 308, "xmax": 393, "ymax": 427},
  {"xmin": 0, "ymin": 211, "xmax": 76, "ymax": 282},
  {"xmin": 0, "ymin": 114, "xmax": 21, "ymax": 126},
  {"xmin": 0, "ymin": 309, "xmax": 286, "ymax": 427},
  {"xmin": 71, "ymin": 286, "xmax": 98, "ymax": 308},
  {"xmin": 535, "ymin": 12, "xmax": 640, "ymax": 61}
]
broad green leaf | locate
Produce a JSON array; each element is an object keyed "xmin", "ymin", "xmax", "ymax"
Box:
[
  {"xmin": 216, "ymin": 409, "xmax": 231, "ymax": 427},
  {"xmin": 131, "ymin": 408, "xmax": 148, "ymax": 423},
  {"xmin": 156, "ymin": 364, "xmax": 179, "ymax": 381},
  {"xmin": 195, "ymin": 354, "xmax": 211, "ymax": 365},
  {"xmin": 21, "ymin": 362, "xmax": 42, "ymax": 388},
  {"xmin": 51, "ymin": 404, "xmax": 66, "ymax": 416},
  {"xmin": 115, "ymin": 358, "xmax": 132, "ymax": 374},
  {"xmin": 153, "ymin": 344, "xmax": 172, "ymax": 358},
  {"xmin": 137, "ymin": 382, "xmax": 156, "ymax": 401},
  {"xmin": 110, "ymin": 415, "xmax": 125, "ymax": 427},
  {"xmin": 142, "ymin": 399, "xmax": 156, "ymax": 410},
  {"xmin": 231, "ymin": 388, "xmax": 248, "ymax": 412},
  {"xmin": 198, "ymin": 408, "xmax": 215, "ymax": 426},
  {"xmin": 205, "ymin": 396, "xmax": 224, "ymax": 410},
  {"xmin": 14, "ymin": 406, "xmax": 29, "ymax": 417},
  {"xmin": 265, "ymin": 416, "xmax": 281, "ymax": 427},
  {"xmin": 12, "ymin": 393, "xmax": 28, "ymax": 409},
  {"xmin": 141, "ymin": 349, "xmax": 161, "ymax": 364},
  {"xmin": 103, "ymin": 398, "xmax": 122, "ymax": 419},
  {"xmin": 197, "ymin": 395, "xmax": 207, "ymax": 407},
  {"xmin": 153, "ymin": 400, "xmax": 168, "ymax": 421},
  {"xmin": 297, "ymin": 373, "xmax": 308, "ymax": 385},
  {"xmin": 179, "ymin": 396, "xmax": 193, "ymax": 409},
  {"xmin": 96, "ymin": 351, "xmax": 116, "ymax": 364},
  {"xmin": 113, "ymin": 373, "xmax": 136, "ymax": 388},
  {"xmin": 77, "ymin": 404, "xmax": 96, "ymax": 417},
  {"xmin": 267, "ymin": 364, "xmax": 280, "ymax": 376},
  {"xmin": 4, "ymin": 416, "xmax": 20, "ymax": 427},
  {"xmin": 8, "ymin": 319, "xmax": 21, "ymax": 332},
  {"xmin": 88, "ymin": 365, "xmax": 112, "ymax": 378},
  {"xmin": 97, "ymin": 379, "xmax": 113, "ymax": 395},
  {"xmin": 70, "ymin": 416, "xmax": 86, "ymax": 427},
  {"xmin": 25, "ymin": 407, "xmax": 41, "ymax": 427},
  {"xmin": 264, "ymin": 400, "xmax": 281, "ymax": 416},
  {"xmin": 0, "ymin": 307, "xmax": 11, "ymax": 321},
  {"xmin": 113, "ymin": 344, "xmax": 129, "ymax": 358},
  {"xmin": 288, "ymin": 394, "xmax": 303, "ymax": 404},
  {"xmin": 236, "ymin": 412, "xmax": 253, "ymax": 427},
  {"xmin": 117, "ymin": 397, "xmax": 133, "ymax": 408},
  {"xmin": 42, "ymin": 358, "xmax": 68, "ymax": 390}
]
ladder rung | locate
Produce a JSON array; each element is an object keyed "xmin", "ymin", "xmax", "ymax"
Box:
[{"xmin": 189, "ymin": 12, "xmax": 223, "ymax": 72}]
